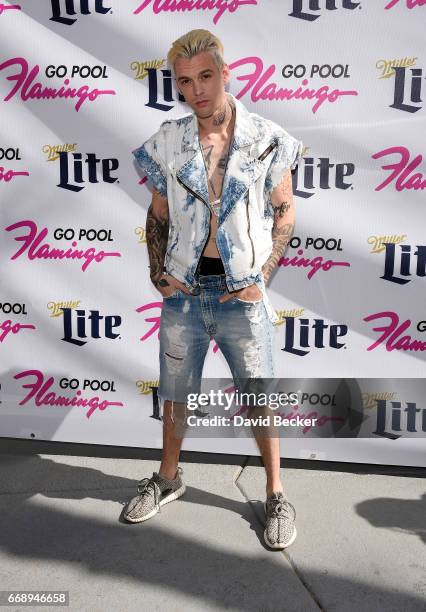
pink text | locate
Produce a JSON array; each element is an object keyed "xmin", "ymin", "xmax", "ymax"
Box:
[
  {"xmin": 372, "ymin": 146, "xmax": 425, "ymax": 191},
  {"xmin": 0, "ymin": 58, "xmax": 116, "ymax": 112},
  {"xmin": 279, "ymin": 249, "xmax": 351, "ymax": 279},
  {"xmin": 15, "ymin": 369, "xmax": 124, "ymax": 419},
  {"xmin": 0, "ymin": 319, "xmax": 35, "ymax": 343},
  {"xmin": 364, "ymin": 311, "xmax": 426, "ymax": 352},
  {"xmin": 0, "ymin": 166, "xmax": 29, "ymax": 182},
  {"xmin": 5, "ymin": 219, "xmax": 121, "ymax": 271},
  {"xmin": 134, "ymin": 0, "xmax": 257, "ymax": 24},
  {"xmin": 229, "ymin": 56, "xmax": 358, "ymax": 114}
]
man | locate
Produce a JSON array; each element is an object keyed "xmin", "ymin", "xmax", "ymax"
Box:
[{"xmin": 124, "ymin": 29, "xmax": 303, "ymax": 549}]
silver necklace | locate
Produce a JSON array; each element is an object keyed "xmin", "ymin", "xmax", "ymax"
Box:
[{"xmin": 200, "ymin": 103, "xmax": 235, "ymax": 217}]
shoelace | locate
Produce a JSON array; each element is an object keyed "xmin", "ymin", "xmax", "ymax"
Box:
[
  {"xmin": 137, "ymin": 473, "xmax": 162, "ymax": 512},
  {"xmin": 268, "ymin": 497, "xmax": 296, "ymax": 520},
  {"xmin": 135, "ymin": 468, "xmax": 183, "ymax": 514}
]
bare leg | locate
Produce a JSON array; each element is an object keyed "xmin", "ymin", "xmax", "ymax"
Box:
[
  {"xmin": 158, "ymin": 400, "xmax": 186, "ymax": 480},
  {"xmin": 253, "ymin": 433, "xmax": 283, "ymax": 497},
  {"xmin": 251, "ymin": 406, "xmax": 284, "ymax": 497}
]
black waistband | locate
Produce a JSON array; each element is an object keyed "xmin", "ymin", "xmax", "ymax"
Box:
[{"xmin": 197, "ymin": 256, "xmax": 225, "ymax": 275}]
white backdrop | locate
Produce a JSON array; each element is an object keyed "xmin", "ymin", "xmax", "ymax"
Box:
[{"xmin": 1, "ymin": 1, "xmax": 425, "ymax": 466}]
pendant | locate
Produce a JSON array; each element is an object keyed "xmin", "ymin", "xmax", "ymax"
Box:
[{"xmin": 210, "ymin": 198, "xmax": 221, "ymax": 216}]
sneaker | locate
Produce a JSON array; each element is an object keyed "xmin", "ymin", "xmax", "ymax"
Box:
[
  {"xmin": 123, "ymin": 467, "xmax": 186, "ymax": 523},
  {"xmin": 264, "ymin": 491, "xmax": 297, "ymax": 549}
]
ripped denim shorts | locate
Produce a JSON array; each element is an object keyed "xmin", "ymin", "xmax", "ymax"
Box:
[{"xmin": 157, "ymin": 273, "xmax": 276, "ymax": 420}]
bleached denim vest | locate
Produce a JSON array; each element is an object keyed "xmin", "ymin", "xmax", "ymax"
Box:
[{"xmin": 133, "ymin": 92, "xmax": 303, "ymax": 325}]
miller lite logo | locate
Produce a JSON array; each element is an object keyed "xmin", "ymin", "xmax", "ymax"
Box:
[
  {"xmin": 50, "ymin": 0, "xmax": 111, "ymax": 25},
  {"xmin": 282, "ymin": 316, "xmax": 348, "ymax": 356},
  {"xmin": 61, "ymin": 308, "xmax": 121, "ymax": 346},
  {"xmin": 57, "ymin": 151, "xmax": 119, "ymax": 192}
]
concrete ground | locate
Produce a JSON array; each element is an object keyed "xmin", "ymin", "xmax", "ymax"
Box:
[{"xmin": 0, "ymin": 439, "xmax": 425, "ymax": 612}]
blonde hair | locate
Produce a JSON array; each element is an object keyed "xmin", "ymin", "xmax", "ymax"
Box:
[{"xmin": 167, "ymin": 29, "xmax": 225, "ymax": 76}]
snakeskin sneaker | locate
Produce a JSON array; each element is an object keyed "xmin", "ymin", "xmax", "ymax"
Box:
[
  {"xmin": 123, "ymin": 467, "xmax": 186, "ymax": 523},
  {"xmin": 264, "ymin": 491, "xmax": 297, "ymax": 549}
]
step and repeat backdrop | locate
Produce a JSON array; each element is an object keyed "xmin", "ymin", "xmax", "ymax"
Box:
[{"xmin": 1, "ymin": 1, "xmax": 425, "ymax": 466}]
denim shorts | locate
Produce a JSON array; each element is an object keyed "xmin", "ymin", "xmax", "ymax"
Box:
[{"xmin": 157, "ymin": 273, "xmax": 276, "ymax": 417}]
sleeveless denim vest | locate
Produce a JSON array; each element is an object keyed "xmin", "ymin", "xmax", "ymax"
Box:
[{"xmin": 133, "ymin": 92, "xmax": 303, "ymax": 325}]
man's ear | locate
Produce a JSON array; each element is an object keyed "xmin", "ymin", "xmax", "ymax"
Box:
[
  {"xmin": 222, "ymin": 63, "xmax": 231, "ymax": 84},
  {"xmin": 175, "ymin": 82, "xmax": 184, "ymax": 98}
]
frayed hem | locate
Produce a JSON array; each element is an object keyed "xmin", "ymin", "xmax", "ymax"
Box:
[{"xmin": 158, "ymin": 395, "xmax": 187, "ymax": 423}]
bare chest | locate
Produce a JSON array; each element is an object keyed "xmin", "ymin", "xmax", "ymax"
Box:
[{"xmin": 199, "ymin": 134, "xmax": 233, "ymax": 211}]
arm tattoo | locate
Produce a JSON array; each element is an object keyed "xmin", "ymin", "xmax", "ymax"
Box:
[
  {"xmin": 262, "ymin": 222, "xmax": 294, "ymax": 284},
  {"xmin": 145, "ymin": 199, "xmax": 169, "ymax": 287},
  {"xmin": 275, "ymin": 200, "xmax": 290, "ymax": 217},
  {"xmin": 262, "ymin": 169, "xmax": 295, "ymax": 284}
]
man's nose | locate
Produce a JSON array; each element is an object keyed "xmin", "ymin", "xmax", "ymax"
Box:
[{"xmin": 193, "ymin": 80, "xmax": 203, "ymax": 96}]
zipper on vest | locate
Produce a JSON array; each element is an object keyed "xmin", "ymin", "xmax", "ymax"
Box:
[
  {"xmin": 176, "ymin": 174, "xmax": 213, "ymax": 277},
  {"xmin": 257, "ymin": 139, "xmax": 278, "ymax": 161},
  {"xmin": 246, "ymin": 193, "xmax": 255, "ymax": 268},
  {"xmin": 177, "ymin": 137, "xmax": 276, "ymax": 277},
  {"xmin": 243, "ymin": 140, "xmax": 279, "ymax": 268},
  {"xmin": 176, "ymin": 175, "xmax": 209, "ymax": 208}
]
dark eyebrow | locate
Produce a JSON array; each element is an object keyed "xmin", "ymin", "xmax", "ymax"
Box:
[{"xmin": 177, "ymin": 69, "xmax": 213, "ymax": 82}]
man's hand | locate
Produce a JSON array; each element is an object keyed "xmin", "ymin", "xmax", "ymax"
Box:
[
  {"xmin": 217, "ymin": 283, "xmax": 262, "ymax": 304},
  {"xmin": 155, "ymin": 273, "xmax": 193, "ymax": 298}
]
